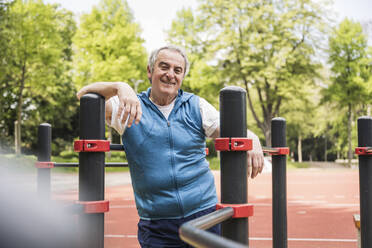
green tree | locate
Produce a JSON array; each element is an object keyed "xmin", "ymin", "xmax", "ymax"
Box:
[
  {"xmin": 0, "ymin": 0, "xmax": 77, "ymax": 153},
  {"xmin": 167, "ymin": 0, "xmax": 329, "ymax": 146},
  {"xmin": 323, "ymin": 18, "xmax": 371, "ymax": 166},
  {"xmin": 73, "ymin": 0, "xmax": 148, "ymax": 91}
]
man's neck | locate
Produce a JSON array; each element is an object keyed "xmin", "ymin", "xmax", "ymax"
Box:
[{"xmin": 150, "ymin": 92, "xmax": 177, "ymax": 106}]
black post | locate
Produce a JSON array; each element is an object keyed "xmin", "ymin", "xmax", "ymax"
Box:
[
  {"xmin": 271, "ymin": 117, "xmax": 287, "ymax": 248},
  {"xmin": 37, "ymin": 123, "xmax": 52, "ymax": 199},
  {"xmin": 219, "ymin": 86, "xmax": 248, "ymax": 245},
  {"xmin": 79, "ymin": 93, "xmax": 106, "ymax": 248},
  {"xmin": 357, "ymin": 116, "xmax": 372, "ymax": 248}
]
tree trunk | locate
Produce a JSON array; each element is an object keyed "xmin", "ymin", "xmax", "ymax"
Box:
[
  {"xmin": 15, "ymin": 63, "xmax": 26, "ymax": 154},
  {"xmin": 14, "ymin": 121, "xmax": 21, "ymax": 154},
  {"xmin": 324, "ymin": 134, "xmax": 327, "ymax": 162},
  {"xmin": 298, "ymin": 134, "xmax": 302, "ymax": 163},
  {"xmin": 347, "ymin": 103, "xmax": 353, "ymax": 168}
]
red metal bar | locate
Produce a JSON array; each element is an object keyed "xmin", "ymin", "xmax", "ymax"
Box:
[
  {"xmin": 35, "ymin": 161, "xmax": 55, "ymax": 169},
  {"xmin": 216, "ymin": 203, "xmax": 254, "ymax": 218},
  {"xmin": 263, "ymin": 147, "xmax": 290, "ymax": 155},
  {"xmin": 215, "ymin": 138, "xmax": 252, "ymax": 151},
  {"xmin": 74, "ymin": 140, "xmax": 110, "ymax": 152},
  {"xmin": 355, "ymin": 147, "xmax": 372, "ymax": 155},
  {"xmin": 76, "ymin": 200, "xmax": 109, "ymax": 214}
]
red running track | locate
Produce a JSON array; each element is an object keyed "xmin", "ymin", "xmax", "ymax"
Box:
[{"xmin": 53, "ymin": 168, "xmax": 360, "ymax": 248}]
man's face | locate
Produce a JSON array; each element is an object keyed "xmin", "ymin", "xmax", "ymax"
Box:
[{"xmin": 147, "ymin": 49, "xmax": 185, "ymax": 99}]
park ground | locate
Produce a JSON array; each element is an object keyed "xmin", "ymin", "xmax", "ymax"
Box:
[{"xmin": 50, "ymin": 163, "xmax": 360, "ymax": 248}]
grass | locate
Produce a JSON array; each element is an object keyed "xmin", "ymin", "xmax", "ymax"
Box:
[{"xmin": 1, "ymin": 153, "xmax": 310, "ymax": 175}]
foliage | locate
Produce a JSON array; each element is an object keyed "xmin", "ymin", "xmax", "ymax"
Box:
[
  {"xmin": 0, "ymin": 0, "xmax": 78, "ymax": 154},
  {"xmin": 167, "ymin": 0, "xmax": 330, "ymax": 146},
  {"xmin": 73, "ymin": 0, "xmax": 148, "ymax": 92},
  {"xmin": 322, "ymin": 18, "xmax": 371, "ymax": 165}
]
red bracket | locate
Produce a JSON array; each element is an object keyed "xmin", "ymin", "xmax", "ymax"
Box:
[
  {"xmin": 215, "ymin": 138, "xmax": 252, "ymax": 151},
  {"xmin": 35, "ymin": 161, "xmax": 55, "ymax": 169},
  {"xmin": 74, "ymin": 140, "xmax": 110, "ymax": 152},
  {"xmin": 76, "ymin": 200, "xmax": 109, "ymax": 214},
  {"xmin": 205, "ymin": 148, "xmax": 209, "ymax": 156},
  {"xmin": 264, "ymin": 147, "xmax": 290, "ymax": 155},
  {"xmin": 216, "ymin": 203, "xmax": 254, "ymax": 218},
  {"xmin": 355, "ymin": 147, "xmax": 372, "ymax": 155}
]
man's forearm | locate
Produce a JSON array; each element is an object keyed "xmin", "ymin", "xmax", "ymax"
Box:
[{"xmin": 77, "ymin": 82, "xmax": 131, "ymax": 100}]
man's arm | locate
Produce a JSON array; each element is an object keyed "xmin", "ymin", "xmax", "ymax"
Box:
[
  {"xmin": 77, "ymin": 82, "xmax": 141, "ymax": 128},
  {"xmin": 210, "ymin": 127, "xmax": 264, "ymax": 179}
]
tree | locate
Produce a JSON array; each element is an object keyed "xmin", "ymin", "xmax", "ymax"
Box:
[
  {"xmin": 323, "ymin": 18, "xmax": 371, "ymax": 166},
  {"xmin": 167, "ymin": 0, "xmax": 329, "ymax": 146},
  {"xmin": 0, "ymin": 0, "xmax": 77, "ymax": 153},
  {"xmin": 73, "ymin": 0, "xmax": 148, "ymax": 91}
]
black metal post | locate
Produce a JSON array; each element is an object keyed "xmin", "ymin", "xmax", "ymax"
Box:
[
  {"xmin": 271, "ymin": 117, "xmax": 288, "ymax": 248},
  {"xmin": 357, "ymin": 116, "xmax": 372, "ymax": 248},
  {"xmin": 37, "ymin": 123, "xmax": 52, "ymax": 199},
  {"xmin": 79, "ymin": 93, "xmax": 106, "ymax": 248},
  {"xmin": 219, "ymin": 86, "xmax": 248, "ymax": 245}
]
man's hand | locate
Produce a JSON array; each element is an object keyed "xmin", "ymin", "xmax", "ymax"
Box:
[
  {"xmin": 76, "ymin": 82, "xmax": 142, "ymax": 128},
  {"xmin": 116, "ymin": 83, "xmax": 142, "ymax": 128},
  {"xmin": 247, "ymin": 130, "xmax": 264, "ymax": 179}
]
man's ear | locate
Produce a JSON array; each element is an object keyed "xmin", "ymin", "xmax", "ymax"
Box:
[{"xmin": 147, "ymin": 65, "xmax": 152, "ymax": 83}]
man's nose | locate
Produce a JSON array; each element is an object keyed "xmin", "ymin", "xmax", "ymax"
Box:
[{"xmin": 166, "ymin": 69, "xmax": 175, "ymax": 79}]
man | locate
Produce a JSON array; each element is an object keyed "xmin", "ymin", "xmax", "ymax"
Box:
[{"xmin": 77, "ymin": 45, "xmax": 264, "ymax": 247}]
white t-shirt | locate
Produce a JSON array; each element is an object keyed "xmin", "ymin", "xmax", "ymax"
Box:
[{"xmin": 107, "ymin": 95, "xmax": 219, "ymax": 137}]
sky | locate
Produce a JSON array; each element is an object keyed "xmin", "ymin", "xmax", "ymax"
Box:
[{"xmin": 44, "ymin": 0, "xmax": 372, "ymax": 53}]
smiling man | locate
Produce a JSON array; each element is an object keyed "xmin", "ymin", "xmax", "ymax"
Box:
[{"xmin": 77, "ymin": 45, "xmax": 264, "ymax": 248}]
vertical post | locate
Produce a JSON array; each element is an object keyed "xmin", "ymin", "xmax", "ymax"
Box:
[
  {"xmin": 357, "ymin": 116, "xmax": 372, "ymax": 248},
  {"xmin": 79, "ymin": 93, "xmax": 106, "ymax": 248},
  {"xmin": 37, "ymin": 123, "xmax": 52, "ymax": 199},
  {"xmin": 219, "ymin": 86, "xmax": 248, "ymax": 245},
  {"xmin": 271, "ymin": 117, "xmax": 288, "ymax": 248}
]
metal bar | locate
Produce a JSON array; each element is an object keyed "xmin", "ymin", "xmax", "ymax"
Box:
[
  {"xmin": 179, "ymin": 207, "xmax": 246, "ymax": 248},
  {"xmin": 54, "ymin": 162, "xmax": 128, "ymax": 167},
  {"xmin": 110, "ymin": 144, "xmax": 124, "ymax": 151},
  {"xmin": 37, "ymin": 123, "xmax": 52, "ymax": 200},
  {"xmin": 271, "ymin": 117, "xmax": 288, "ymax": 248},
  {"xmin": 78, "ymin": 93, "xmax": 106, "ymax": 248},
  {"xmin": 219, "ymin": 86, "xmax": 248, "ymax": 245},
  {"xmin": 357, "ymin": 116, "xmax": 372, "ymax": 248},
  {"xmin": 105, "ymin": 162, "xmax": 128, "ymax": 167}
]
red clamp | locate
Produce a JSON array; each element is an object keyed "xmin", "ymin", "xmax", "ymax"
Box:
[
  {"xmin": 76, "ymin": 200, "xmax": 109, "ymax": 214},
  {"xmin": 35, "ymin": 161, "xmax": 55, "ymax": 169},
  {"xmin": 74, "ymin": 140, "xmax": 110, "ymax": 152},
  {"xmin": 215, "ymin": 138, "xmax": 252, "ymax": 151},
  {"xmin": 216, "ymin": 203, "xmax": 254, "ymax": 218},
  {"xmin": 355, "ymin": 147, "xmax": 372, "ymax": 155},
  {"xmin": 264, "ymin": 147, "xmax": 290, "ymax": 155}
]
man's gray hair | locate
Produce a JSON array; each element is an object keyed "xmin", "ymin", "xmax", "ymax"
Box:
[{"xmin": 148, "ymin": 45, "xmax": 190, "ymax": 77}]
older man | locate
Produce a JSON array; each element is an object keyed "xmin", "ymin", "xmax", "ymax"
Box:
[{"xmin": 77, "ymin": 45, "xmax": 264, "ymax": 248}]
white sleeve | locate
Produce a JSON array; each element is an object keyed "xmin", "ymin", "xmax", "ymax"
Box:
[
  {"xmin": 199, "ymin": 97, "xmax": 219, "ymax": 137},
  {"xmin": 107, "ymin": 96, "xmax": 128, "ymax": 135}
]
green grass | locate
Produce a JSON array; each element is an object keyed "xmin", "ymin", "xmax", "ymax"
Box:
[{"xmin": 287, "ymin": 161, "xmax": 310, "ymax": 169}]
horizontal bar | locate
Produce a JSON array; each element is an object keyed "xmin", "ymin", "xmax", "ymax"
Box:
[
  {"xmin": 179, "ymin": 207, "xmax": 246, "ymax": 248},
  {"xmin": 105, "ymin": 162, "xmax": 128, "ymax": 167},
  {"xmin": 54, "ymin": 162, "xmax": 128, "ymax": 167},
  {"xmin": 110, "ymin": 144, "xmax": 124, "ymax": 151}
]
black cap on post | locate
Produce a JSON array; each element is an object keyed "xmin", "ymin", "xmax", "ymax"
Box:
[
  {"xmin": 219, "ymin": 86, "xmax": 248, "ymax": 245},
  {"xmin": 357, "ymin": 116, "xmax": 372, "ymax": 248}
]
